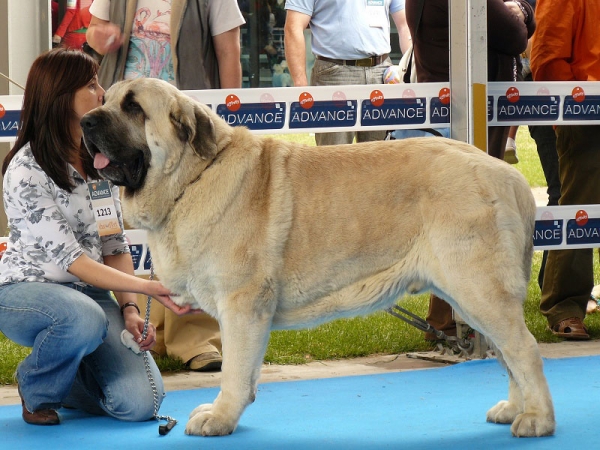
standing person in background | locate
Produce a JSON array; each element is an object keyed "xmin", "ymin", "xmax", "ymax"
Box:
[
  {"xmin": 284, "ymin": 0, "xmax": 409, "ymax": 146},
  {"xmin": 531, "ymin": 0, "xmax": 600, "ymax": 340},
  {"xmin": 53, "ymin": 0, "xmax": 93, "ymax": 50},
  {"xmin": 505, "ymin": 0, "xmax": 537, "ymax": 163},
  {"xmin": 521, "ymin": 0, "xmax": 561, "ymax": 292},
  {"xmin": 500, "ymin": 1, "xmax": 560, "ymax": 293},
  {"xmin": 86, "ymin": 0, "xmax": 245, "ymax": 371},
  {"xmin": 405, "ymin": 0, "xmax": 535, "ymax": 341},
  {"xmin": 504, "ymin": 38, "xmax": 533, "ymax": 164},
  {"xmin": 86, "ymin": 1, "xmax": 244, "ymax": 90},
  {"xmin": 0, "ymin": 48, "xmax": 189, "ymax": 426}
]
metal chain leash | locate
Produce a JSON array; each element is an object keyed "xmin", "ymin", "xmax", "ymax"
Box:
[
  {"xmin": 141, "ymin": 263, "xmax": 177, "ymax": 436},
  {"xmin": 386, "ymin": 304, "xmax": 474, "ymax": 355}
]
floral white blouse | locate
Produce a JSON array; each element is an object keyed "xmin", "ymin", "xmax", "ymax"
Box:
[{"xmin": 0, "ymin": 143, "xmax": 130, "ymax": 286}]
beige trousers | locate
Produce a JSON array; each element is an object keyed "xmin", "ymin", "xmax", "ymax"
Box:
[{"xmin": 136, "ymin": 279, "xmax": 221, "ymax": 363}]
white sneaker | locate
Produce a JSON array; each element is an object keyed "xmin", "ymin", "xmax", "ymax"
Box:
[{"xmin": 504, "ymin": 137, "xmax": 519, "ymax": 164}]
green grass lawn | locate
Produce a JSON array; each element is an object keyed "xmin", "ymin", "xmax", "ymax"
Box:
[{"xmin": 1, "ymin": 128, "xmax": 598, "ymax": 384}]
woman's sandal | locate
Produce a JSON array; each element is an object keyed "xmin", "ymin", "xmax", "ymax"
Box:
[{"xmin": 549, "ymin": 317, "xmax": 590, "ymax": 340}]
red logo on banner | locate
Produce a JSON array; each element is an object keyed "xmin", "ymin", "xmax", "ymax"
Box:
[
  {"xmin": 576, "ymin": 210, "xmax": 589, "ymax": 226},
  {"xmin": 439, "ymin": 87, "xmax": 450, "ymax": 105},
  {"xmin": 332, "ymin": 90, "xmax": 347, "ymax": 107},
  {"xmin": 370, "ymin": 90, "xmax": 384, "ymax": 107},
  {"xmin": 225, "ymin": 94, "xmax": 241, "ymax": 112},
  {"xmin": 0, "ymin": 241, "xmax": 6, "ymax": 260},
  {"xmin": 299, "ymin": 92, "xmax": 314, "ymax": 109},
  {"xmin": 541, "ymin": 211, "xmax": 554, "ymax": 221},
  {"xmin": 402, "ymin": 88, "xmax": 416, "ymax": 98},
  {"xmin": 572, "ymin": 86, "xmax": 585, "ymax": 103},
  {"xmin": 506, "ymin": 87, "xmax": 520, "ymax": 103},
  {"xmin": 0, "ymin": 104, "xmax": 5, "ymax": 119},
  {"xmin": 260, "ymin": 93, "xmax": 275, "ymax": 104},
  {"xmin": 260, "ymin": 93, "xmax": 275, "ymax": 109}
]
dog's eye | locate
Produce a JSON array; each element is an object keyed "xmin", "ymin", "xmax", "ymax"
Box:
[
  {"xmin": 125, "ymin": 100, "xmax": 142, "ymax": 113},
  {"xmin": 121, "ymin": 91, "xmax": 145, "ymax": 117}
]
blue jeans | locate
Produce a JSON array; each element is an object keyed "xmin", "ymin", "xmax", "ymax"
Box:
[{"xmin": 0, "ymin": 282, "xmax": 164, "ymax": 421}]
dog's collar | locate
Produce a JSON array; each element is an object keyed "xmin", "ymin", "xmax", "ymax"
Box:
[
  {"xmin": 174, "ymin": 172, "xmax": 203, "ymax": 204},
  {"xmin": 173, "ymin": 155, "xmax": 218, "ymax": 204}
]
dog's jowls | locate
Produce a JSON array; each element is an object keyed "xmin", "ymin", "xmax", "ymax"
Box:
[{"xmin": 81, "ymin": 78, "xmax": 555, "ymax": 438}]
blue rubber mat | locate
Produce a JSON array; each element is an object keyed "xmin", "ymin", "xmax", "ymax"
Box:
[{"xmin": 0, "ymin": 355, "xmax": 596, "ymax": 449}]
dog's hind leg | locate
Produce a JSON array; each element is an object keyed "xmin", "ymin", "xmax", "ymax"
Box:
[
  {"xmin": 185, "ymin": 285, "xmax": 276, "ymax": 437},
  {"xmin": 446, "ymin": 287, "xmax": 555, "ymax": 437},
  {"xmin": 484, "ymin": 344, "xmax": 523, "ymax": 424},
  {"xmin": 484, "ymin": 324, "xmax": 555, "ymax": 437}
]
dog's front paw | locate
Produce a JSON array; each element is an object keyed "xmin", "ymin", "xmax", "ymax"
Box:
[
  {"xmin": 486, "ymin": 400, "xmax": 521, "ymax": 424},
  {"xmin": 511, "ymin": 412, "xmax": 556, "ymax": 437},
  {"xmin": 185, "ymin": 404, "xmax": 237, "ymax": 436},
  {"xmin": 189, "ymin": 403, "xmax": 212, "ymax": 419}
]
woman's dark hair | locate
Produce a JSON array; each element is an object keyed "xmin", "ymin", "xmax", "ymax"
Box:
[{"xmin": 2, "ymin": 47, "xmax": 101, "ymax": 191}]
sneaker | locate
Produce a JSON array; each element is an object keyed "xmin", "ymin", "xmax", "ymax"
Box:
[
  {"xmin": 187, "ymin": 352, "xmax": 222, "ymax": 372},
  {"xmin": 504, "ymin": 137, "xmax": 519, "ymax": 164}
]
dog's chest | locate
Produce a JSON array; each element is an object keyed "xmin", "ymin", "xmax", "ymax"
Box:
[{"xmin": 146, "ymin": 233, "xmax": 214, "ymax": 308}]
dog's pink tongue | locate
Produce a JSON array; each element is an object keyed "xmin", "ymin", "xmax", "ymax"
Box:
[{"xmin": 93, "ymin": 153, "xmax": 111, "ymax": 170}]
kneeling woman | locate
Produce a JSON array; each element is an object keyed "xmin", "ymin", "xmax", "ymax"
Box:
[{"xmin": 0, "ymin": 48, "xmax": 191, "ymax": 425}]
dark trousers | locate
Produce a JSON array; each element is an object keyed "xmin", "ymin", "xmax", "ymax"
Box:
[
  {"xmin": 529, "ymin": 125, "xmax": 561, "ymax": 289},
  {"xmin": 529, "ymin": 125, "xmax": 561, "ymax": 207},
  {"xmin": 540, "ymin": 125, "xmax": 600, "ymax": 326}
]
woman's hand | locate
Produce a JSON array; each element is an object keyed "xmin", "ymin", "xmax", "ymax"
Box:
[
  {"xmin": 87, "ymin": 22, "xmax": 124, "ymax": 54},
  {"xmin": 123, "ymin": 309, "xmax": 157, "ymax": 351},
  {"xmin": 145, "ymin": 280, "xmax": 196, "ymax": 316}
]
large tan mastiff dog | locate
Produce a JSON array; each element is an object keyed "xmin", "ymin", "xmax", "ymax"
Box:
[{"xmin": 81, "ymin": 78, "xmax": 554, "ymax": 438}]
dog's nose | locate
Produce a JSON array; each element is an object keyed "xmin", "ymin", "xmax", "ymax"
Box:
[{"xmin": 80, "ymin": 114, "xmax": 98, "ymax": 131}]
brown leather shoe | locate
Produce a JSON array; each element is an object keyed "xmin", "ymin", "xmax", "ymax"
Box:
[
  {"xmin": 549, "ymin": 317, "xmax": 590, "ymax": 341},
  {"xmin": 18, "ymin": 386, "xmax": 60, "ymax": 425}
]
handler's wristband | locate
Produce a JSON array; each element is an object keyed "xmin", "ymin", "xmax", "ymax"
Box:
[{"xmin": 120, "ymin": 302, "xmax": 141, "ymax": 315}]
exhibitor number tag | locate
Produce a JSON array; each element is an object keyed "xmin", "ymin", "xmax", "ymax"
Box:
[
  {"xmin": 88, "ymin": 180, "xmax": 122, "ymax": 236},
  {"xmin": 366, "ymin": 0, "xmax": 386, "ymax": 28}
]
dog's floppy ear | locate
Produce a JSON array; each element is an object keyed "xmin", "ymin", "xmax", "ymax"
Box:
[
  {"xmin": 169, "ymin": 100, "xmax": 217, "ymax": 160},
  {"xmin": 191, "ymin": 104, "xmax": 218, "ymax": 160}
]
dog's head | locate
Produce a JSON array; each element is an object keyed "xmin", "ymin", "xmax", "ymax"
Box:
[{"xmin": 81, "ymin": 78, "xmax": 217, "ymax": 192}]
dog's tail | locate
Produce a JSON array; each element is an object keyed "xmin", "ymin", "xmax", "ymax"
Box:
[
  {"xmin": 499, "ymin": 169, "xmax": 537, "ymax": 297},
  {"xmin": 519, "ymin": 189, "xmax": 536, "ymax": 287}
]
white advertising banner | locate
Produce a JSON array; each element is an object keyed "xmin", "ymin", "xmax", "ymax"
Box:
[{"xmin": 3, "ymin": 82, "xmax": 600, "ymax": 272}]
